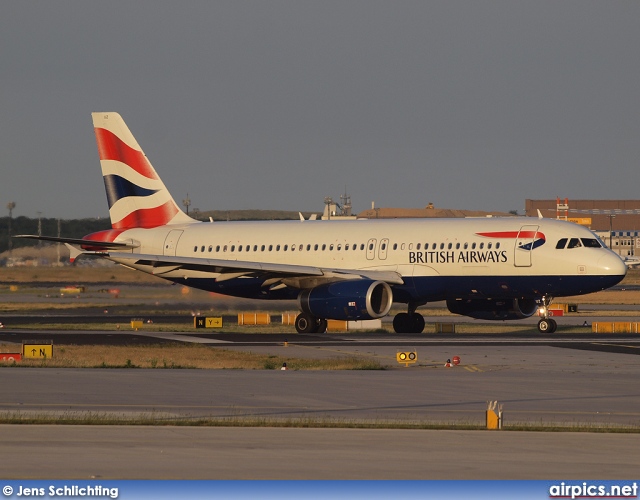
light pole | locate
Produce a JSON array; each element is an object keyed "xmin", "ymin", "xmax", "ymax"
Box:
[
  {"xmin": 182, "ymin": 194, "xmax": 191, "ymax": 215},
  {"xmin": 608, "ymin": 214, "xmax": 616, "ymax": 252},
  {"xmin": 6, "ymin": 201, "xmax": 16, "ymax": 255}
]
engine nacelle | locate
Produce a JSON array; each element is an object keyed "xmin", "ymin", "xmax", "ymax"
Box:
[
  {"xmin": 298, "ymin": 280, "xmax": 393, "ymax": 321},
  {"xmin": 446, "ymin": 297, "xmax": 538, "ymax": 321}
]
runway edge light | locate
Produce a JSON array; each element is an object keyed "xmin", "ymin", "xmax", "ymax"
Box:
[{"xmin": 396, "ymin": 350, "xmax": 417, "ymax": 367}]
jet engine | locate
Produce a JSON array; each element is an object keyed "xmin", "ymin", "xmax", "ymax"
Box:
[
  {"xmin": 446, "ymin": 297, "xmax": 538, "ymax": 321},
  {"xmin": 298, "ymin": 280, "xmax": 393, "ymax": 321}
]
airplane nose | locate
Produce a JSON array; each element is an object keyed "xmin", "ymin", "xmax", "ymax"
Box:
[{"xmin": 598, "ymin": 252, "xmax": 627, "ymax": 278}]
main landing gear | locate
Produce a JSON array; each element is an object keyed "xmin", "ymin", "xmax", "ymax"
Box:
[
  {"xmin": 537, "ymin": 295, "xmax": 557, "ymax": 333},
  {"xmin": 294, "ymin": 312, "xmax": 327, "ymax": 334},
  {"xmin": 392, "ymin": 303, "xmax": 425, "ymax": 333}
]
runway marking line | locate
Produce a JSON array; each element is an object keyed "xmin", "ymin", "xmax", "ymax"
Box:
[{"xmin": 591, "ymin": 342, "xmax": 640, "ymax": 350}]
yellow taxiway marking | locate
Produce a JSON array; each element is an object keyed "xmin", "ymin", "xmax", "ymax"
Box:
[{"xmin": 463, "ymin": 365, "xmax": 483, "ymax": 372}]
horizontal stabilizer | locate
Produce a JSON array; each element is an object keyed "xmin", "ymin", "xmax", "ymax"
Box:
[{"xmin": 14, "ymin": 234, "xmax": 139, "ymax": 250}]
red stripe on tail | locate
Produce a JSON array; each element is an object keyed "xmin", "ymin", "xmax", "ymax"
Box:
[
  {"xmin": 111, "ymin": 200, "xmax": 179, "ymax": 229},
  {"xmin": 94, "ymin": 128, "xmax": 159, "ymax": 180}
]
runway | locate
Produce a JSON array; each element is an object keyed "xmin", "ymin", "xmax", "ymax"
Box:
[{"xmin": 2, "ymin": 326, "xmax": 640, "ymax": 478}]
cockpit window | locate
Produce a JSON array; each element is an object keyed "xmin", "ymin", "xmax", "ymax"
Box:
[
  {"xmin": 567, "ymin": 238, "xmax": 582, "ymax": 249},
  {"xmin": 556, "ymin": 238, "xmax": 568, "ymax": 249},
  {"xmin": 581, "ymin": 238, "xmax": 602, "ymax": 248}
]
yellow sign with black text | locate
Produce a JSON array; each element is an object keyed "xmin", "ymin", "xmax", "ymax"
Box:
[
  {"xmin": 22, "ymin": 344, "xmax": 53, "ymax": 359},
  {"xmin": 194, "ymin": 316, "xmax": 223, "ymax": 328}
]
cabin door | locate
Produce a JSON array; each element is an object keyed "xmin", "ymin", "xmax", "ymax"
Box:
[
  {"xmin": 514, "ymin": 225, "xmax": 539, "ymax": 267},
  {"xmin": 163, "ymin": 230, "xmax": 184, "ymax": 256}
]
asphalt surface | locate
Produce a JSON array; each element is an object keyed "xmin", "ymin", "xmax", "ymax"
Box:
[{"xmin": 2, "ymin": 311, "xmax": 640, "ymax": 479}]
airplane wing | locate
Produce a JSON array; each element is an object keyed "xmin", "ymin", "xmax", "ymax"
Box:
[{"xmin": 106, "ymin": 251, "xmax": 405, "ymax": 285}]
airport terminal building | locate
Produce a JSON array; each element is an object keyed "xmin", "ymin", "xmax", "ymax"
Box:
[{"xmin": 525, "ymin": 199, "xmax": 640, "ymax": 258}]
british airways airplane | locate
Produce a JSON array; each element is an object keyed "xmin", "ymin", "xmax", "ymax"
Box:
[{"xmin": 19, "ymin": 113, "xmax": 627, "ymax": 334}]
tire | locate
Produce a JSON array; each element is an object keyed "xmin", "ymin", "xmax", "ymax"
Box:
[
  {"xmin": 537, "ymin": 318, "xmax": 552, "ymax": 333},
  {"xmin": 316, "ymin": 318, "xmax": 328, "ymax": 333},
  {"xmin": 295, "ymin": 313, "xmax": 319, "ymax": 334},
  {"xmin": 411, "ymin": 313, "xmax": 425, "ymax": 334},
  {"xmin": 393, "ymin": 313, "xmax": 410, "ymax": 333}
]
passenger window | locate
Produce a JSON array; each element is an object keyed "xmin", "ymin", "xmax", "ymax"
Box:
[
  {"xmin": 472, "ymin": 243, "xmax": 476, "ymax": 250},
  {"xmin": 246, "ymin": 245, "xmax": 250, "ymax": 252},
  {"xmin": 200, "ymin": 245, "xmax": 205, "ymax": 252},
  {"xmin": 261, "ymin": 245, "xmax": 265, "ymax": 251},
  {"xmin": 556, "ymin": 238, "xmax": 568, "ymax": 249},
  {"xmin": 360, "ymin": 244, "xmax": 365, "ymax": 250},
  {"xmin": 417, "ymin": 243, "xmax": 421, "ymax": 250},
  {"xmin": 330, "ymin": 244, "xmax": 334, "ymax": 251},
  {"xmin": 440, "ymin": 243, "xmax": 444, "ymax": 250},
  {"xmin": 208, "ymin": 245, "xmax": 213, "ymax": 252},
  {"xmin": 381, "ymin": 243, "xmax": 386, "ymax": 250},
  {"xmin": 276, "ymin": 245, "xmax": 280, "ymax": 251},
  {"xmin": 496, "ymin": 242, "xmax": 500, "ymax": 249},
  {"xmin": 238, "ymin": 246, "xmax": 242, "ymax": 252},
  {"xmin": 369, "ymin": 243, "xmax": 374, "ymax": 250},
  {"xmin": 268, "ymin": 245, "xmax": 273, "ymax": 251},
  {"xmin": 337, "ymin": 244, "xmax": 342, "ymax": 251},
  {"xmin": 306, "ymin": 244, "xmax": 310, "ymax": 251},
  {"xmin": 432, "ymin": 243, "xmax": 437, "ymax": 250},
  {"xmin": 322, "ymin": 244, "xmax": 326, "ymax": 251},
  {"xmin": 216, "ymin": 245, "xmax": 220, "ymax": 252},
  {"xmin": 393, "ymin": 243, "xmax": 398, "ymax": 250},
  {"xmin": 448, "ymin": 243, "xmax": 452, "ymax": 250},
  {"xmin": 223, "ymin": 245, "xmax": 228, "ymax": 252},
  {"xmin": 314, "ymin": 244, "xmax": 318, "ymax": 251},
  {"xmin": 455, "ymin": 243, "xmax": 460, "ymax": 250},
  {"xmin": 409, "ymin": 243, "xmax": 413, "ymax": 250},
  {"xmin": 488, "ymin": 242, "xmax": 492, "ymax": 249},
  {"xmin": 464, "ymin": 242, "xmax": 468, "ymax": 250},
  {"xmin": 231, "ymin": 245, "xmax": 235, "ymax": 252},
  {"xmin": 479, "ymin": 243, "xmax": 484, "ymax": 249},
  {"xmin": 567, "ymin": 238, "xmax": 582, "ymax": 249}
]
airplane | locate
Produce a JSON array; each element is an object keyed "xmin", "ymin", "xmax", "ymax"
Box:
[{"xmin": 17, "ymin": 112, "xmax": 628, "ymax": 334}]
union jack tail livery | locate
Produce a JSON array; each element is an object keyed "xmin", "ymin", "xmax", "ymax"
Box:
[{"xmin": 92, "ymin": 112, "xmax": 195, "ymax": 229}]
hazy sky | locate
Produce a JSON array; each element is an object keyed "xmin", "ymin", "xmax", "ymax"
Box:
[{"xmin": 2, "ymin": 1, "xmax": 639, "ymax": 219}]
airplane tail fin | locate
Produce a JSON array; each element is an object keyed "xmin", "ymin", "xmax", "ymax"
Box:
[{"xmin": 92, "ymin": 112, "xmax": 196, "ymax": 229}]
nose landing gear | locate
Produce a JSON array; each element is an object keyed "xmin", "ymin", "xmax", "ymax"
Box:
[{"xmin": 537, "ymin": 296, "xmax": 557, "ymax": 333}]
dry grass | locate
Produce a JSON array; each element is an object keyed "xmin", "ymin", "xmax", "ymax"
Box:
[
  {"xmin": 0, "ymin": 264, "xmax": 160, "ymax": 284},
  {"xmin": 0, "ymin": 343, "xmax": 384, "ymax": 370}
]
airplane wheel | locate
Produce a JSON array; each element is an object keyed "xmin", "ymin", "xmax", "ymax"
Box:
[
  {"xmin": 393, "ymin": 313, "xmax": 410, "ymax": 333},
  {"xmin": 411, "ymin": 313, "xmax": 425, "ymax": 333},
  {"xmin": 537, "ymin": 318, "xmax": 553, "ymax": 333},
  {"xmin": 548, "ymin": 319, "xmax": 557, "ymax": 333},
  {"xmin": 317, "ymin": 318, "xmax": 328, "ymax": 333},
  {"xmin": 295, "ymin": 313, "xmax": 319, "ymax": 333}
]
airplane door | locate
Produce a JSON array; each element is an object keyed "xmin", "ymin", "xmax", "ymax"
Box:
[
  {"xmin": 163, "ymin": 230, "xmax": 183, "ymax": 256},
  {"xmin": 366, "ymin": 238, "xmax": 377, "ymax": 260},
  {"xmin": 514, "ymin": 225, "xmax": 538, "ymax": 267},
  {"xmin": 378, "ymin": 238, "xmax": 389, "ymax": 260}
]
